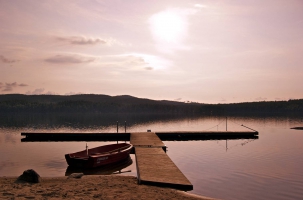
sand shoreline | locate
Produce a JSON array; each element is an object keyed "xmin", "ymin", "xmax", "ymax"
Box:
[{"xmin": 0, "ymin": 175, "xmax": 217, "ymax": 200}]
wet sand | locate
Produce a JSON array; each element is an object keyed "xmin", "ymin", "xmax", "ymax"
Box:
[{"xmin": 0, "ymin": 175, "xmax": 217, "ymax": 200}]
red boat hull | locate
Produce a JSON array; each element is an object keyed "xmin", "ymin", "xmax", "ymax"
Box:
[{"xmin": 65, "ymin": 143, "xmax": 133, "ymax": 168}]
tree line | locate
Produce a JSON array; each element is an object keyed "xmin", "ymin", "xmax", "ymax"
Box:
[{"xmin": 0, "ymin": 94, "xmax": 302, "ymax": 115}]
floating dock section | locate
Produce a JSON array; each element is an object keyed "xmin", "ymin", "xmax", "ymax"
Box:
[
  {"xmin": 21, "ymin": 131, "xmax": 258, "ymax": 142},
  {"xmin": 21, "ymin": 132, "xmax": 130, "ymax": 142},
  {"xmin": 157, "ymin": 131, "xmax": 258, "ymax": 141}
]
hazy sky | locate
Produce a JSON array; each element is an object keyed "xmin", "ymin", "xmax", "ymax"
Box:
[{"xmin": 0, "ymin": 0, "xmax": 302, "ymax": 103}]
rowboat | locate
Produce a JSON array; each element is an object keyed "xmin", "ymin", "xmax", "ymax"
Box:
[{"xmin": 65, "ymin": 143, "xmax": 133, "ymax": 168}]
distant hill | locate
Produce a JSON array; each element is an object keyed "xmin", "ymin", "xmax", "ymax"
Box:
[
  {"xmin": 0, "ymin": 94, "xmax": 186, "ymax": 105},
  {"xmin": 221, "ymin": 99, "xmax": 303, "ymax": 115},
  {"xmin": 0, "ymin": 94, "xmax": 302, "ymax": 115},
  {"xmin": 0, "ymin": 94, "xmax": 210, "ymax": 115}
]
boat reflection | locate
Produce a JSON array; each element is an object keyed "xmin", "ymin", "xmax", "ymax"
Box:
[{"xmin": 65, "ymin": 156, "xmax": 132, "ymax": 176}]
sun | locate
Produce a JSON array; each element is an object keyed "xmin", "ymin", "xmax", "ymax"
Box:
[{"xmin": 149, "ymin": 9, "xmax": 187, "ymax": 44}]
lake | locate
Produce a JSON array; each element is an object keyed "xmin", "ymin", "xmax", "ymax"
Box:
[{"xmin": 0, "ymin": 114, "xmax": 303, "ymax": 200}]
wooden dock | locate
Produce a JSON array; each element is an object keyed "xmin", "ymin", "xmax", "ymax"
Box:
[
  {"xmin": 130, "ymin": 132, "xmax": 192, "ymax": 190},
  {"xmin": 20, "ymin": 130, "xmax": 258, "ymax": 190},
  {"xmin": 135, "ymin": 147, "xmax": 193, "ymax": 190},
  {"xmin": 130, "ymin": 132, "xmax": 166, "ymax": 150}
]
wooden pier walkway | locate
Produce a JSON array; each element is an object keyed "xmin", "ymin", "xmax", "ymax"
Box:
[
  {"xmin": 130, "ymin": 132, "xmax": 192, "ymax": 190},
  {"xmin": 130, "ymin": 132, "xmax": 165, "ymax": 148},
  {"xmin": 135, "ymin": 147, "xmax": 193, "ymax": 190}
]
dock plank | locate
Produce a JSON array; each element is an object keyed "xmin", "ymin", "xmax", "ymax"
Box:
[
  {"xmin": 135, "ymin": 147, "xmax": 193, "ymax": 190},
  {"xmin": 130, "ymin": 132, "xmax": 165, "ymax": 147}
]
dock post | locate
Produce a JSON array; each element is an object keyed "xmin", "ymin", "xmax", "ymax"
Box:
[
  {"xmin": 226, "ymin": 117, "xmax": 227, "ymax": 131},
  {"xmin": 117, "ymin": 121, "xmax": 119, "ymax": 133},
  {"xmin": 125, "ymin": 121, "xmax": 126, "ymax": 133}
]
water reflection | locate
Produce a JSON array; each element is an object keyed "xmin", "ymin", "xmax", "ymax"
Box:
[
  {"xmin": 1, "ymin": 114, "xmax": 303, "ymax": 200},
  {"xmin": 5, "ymin": 133, "xmax": 17, "ymax": 144},
  {"xmin": 2, "ymin": 113, "xmax": 301, "ymax": 130},
  {"xmin": 0, "ymin": 161, "xmax": 16, "ymax": 171},
  {"xmin": 45, "ymin": 160, "xmax": 67, "ymax": 169},
  {"xmin": 224, "ymin": 139, "xmax": 257, "ymax": 151},
  {"xmin": 0, "ymin": 113, "xmax": 201, "ymax": 130},
  {"xmin": 65, "ymin": 156, "xmax": 132, "ymax": 176}
]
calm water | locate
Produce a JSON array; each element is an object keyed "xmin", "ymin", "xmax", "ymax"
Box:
[{"xmin": 1, "ymin": 114, "xmax": 303, "ymax": 200}]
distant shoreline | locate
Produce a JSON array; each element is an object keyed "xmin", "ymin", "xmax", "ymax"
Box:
[
  {"xmin": 0, "ymin": 175, "xmax": 216, "ymax": 200},
  {"xmin": 0, "ymin": 94, "xmax": 302, "ymax": 115}
]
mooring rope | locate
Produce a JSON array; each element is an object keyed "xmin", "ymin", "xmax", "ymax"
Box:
[
  {"xmin": 229, "ymin": 119, "xmax": 258, "ymax": 132},
  {"xmin": 229, "ymin": 119, "xmax": 242, "ymax": 126}
]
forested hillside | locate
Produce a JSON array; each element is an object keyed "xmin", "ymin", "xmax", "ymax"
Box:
[
  {"xmin": 0, "ymin": 94, "xmax": 302, "ymax": 115},
  {"xmin": 222, "ymin": 99, "xmax": 303, "ymax": 115}
]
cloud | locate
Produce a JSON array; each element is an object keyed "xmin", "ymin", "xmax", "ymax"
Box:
[
  {"xmin": 55, "ymin": 36, "xmax": 107, "ymax": 45},
  {"xmin": 275, "ymin": 97, "xmax": 288, "ymax": 101},
  {"xmin": 45, "ymin": 91, "xmax": 58, "ymax": 95},
  {"xmin": 25, "ymin": 88, "xmax": 58, "ymax": 95},
  {"xmin": 145, "ymin": 67, "xmax": 153, "ymax": 70},
  {"xmin": 219, "ymin": 98, "xmax": 227, "ymax": 102},
  {"xmin": 98, "ymin": 53, "xmax": 169, "ymax": 71},
  {"xmin": 120, "ymin": 53, "xmax": 172, "ymax": 70},
  {"xmin": 26, "ymin": 88, "xmax": 45, "ymax": 95},
  {"xmin": 44, "ymin": 54, "xmax": 95, "ymax": 64},
  {"xmin": 19, "ymin": 83, "xmax": 28, "ymax": 87},
  {"xmin": 2, "ymin": 88, "xmax": 12, "ymax": 92},
  {"xmin": 6, "ymin": 82, "xmax": 18, "ymax": 87},
  {"xmin": 123, "ymin": 55, "xmax": 148, "ymax": 67},
  {"xmin": 65, "ymin": 92, "xmax": 83, "ymax": 95},
  {"xmin": 0, "ymin": 55, "xmax": 19, "ymax": 63},
  {"xmin": 1, "ymin": 82, "xmax": 28, "ymax": 92},
  {"xmin": 2, "ymin": 82, "xmax": 16, "ymax": 92},
  {"xmin": 194, "ymin": 4, "xmax": 207, "ymax": 8},
  {"xmin": 255, "ymin": 97, "xmax": 267, "ymax": 101}
]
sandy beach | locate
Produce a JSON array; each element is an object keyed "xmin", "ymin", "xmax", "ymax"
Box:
[{"xmin": 0, "ymin": 175, "xmax": 216, "ymax": 200}]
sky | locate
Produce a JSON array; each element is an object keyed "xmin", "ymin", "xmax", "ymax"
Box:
[{"xmin": 0, "ymin": 0, "xmax": 303, "ymax": 103}]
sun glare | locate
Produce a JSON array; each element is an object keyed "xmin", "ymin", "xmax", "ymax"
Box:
[{"xmin": 149, "ymin": 10, "xmax": 187, "ymax": 44}]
